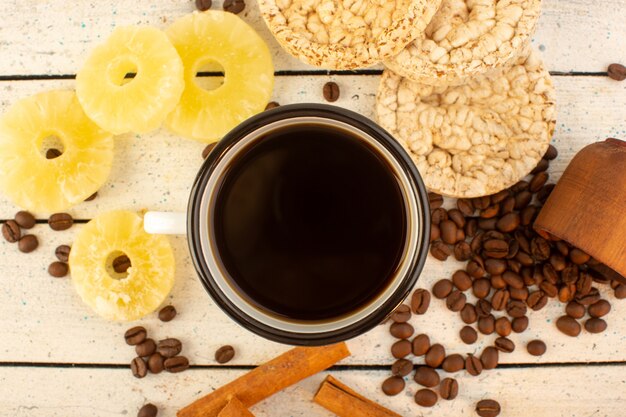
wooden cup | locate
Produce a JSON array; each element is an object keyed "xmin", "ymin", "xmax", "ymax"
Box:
[{"xmin": 534, "ymin": 138, "xmax": 626, "ymax": 282}]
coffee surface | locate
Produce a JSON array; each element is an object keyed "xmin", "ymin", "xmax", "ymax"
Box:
[{"xmin": 213, "ymin": 124, "xmax": 406, "ymax": 321}]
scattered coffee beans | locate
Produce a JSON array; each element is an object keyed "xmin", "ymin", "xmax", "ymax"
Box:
[
  {"xmin": 18, "ymin": 235, "xmax": 38, "ymax": 253},
  {"xmin": 411, "ymin": 289, "xmax": 430, "ymax": 314},
  {"xmin": 465, "ymin": 354, "xmax": 483, "ymax": 376},
  {"xmin": 608, "ymin": 63, "xmax": 626, "ymax": 81},
  {"xmin": 476, "ymin": 399, "xmax": 501, "ymax": 417},
  {"xmin": 215, "ymin": 345, "xmax": 235, "ymax": 364},
  {"xmin": 156, "ymin": 338, "xmax": 182, "ymax": 358},
  {"xmin": 2, "ymin": 220, "xmax": 21, "ymax": 243},
  {"xmin": 460, "ymin": 304, "xmax": 478, "ymax": 324},
  {"xmin": 136, "ymin": 339, "xmax": 156, "ymax": 357},
  {"xmin": 480, "ymin": 347, "xmax": 499, "ymax": 370},
  {"xmin": 556, "ymin": 316, "xmax": 581, "ymax": 337},
  {"xmin": 477, "ymin": 314, "xmax": 495, "ymax": 335},
  {"xmin": 48, "ymin": 213, "xmax": 73, "ymax": 231},
  {"xmin": 322, "ymin": 81, "xmax": 340, "ymax": 102},
  {"xmin": 425, "ymin": 343, "xmax": 445, "ymax": 368},
  {"xmin": 446, "ymin": 290, "xmax": 466, "ymax": 312},
  {"xmin": 14, "ymin": 211, "xmax": 36, "ymax": 229},
  {"xmin": 511, "ymin": 316, "xmax": 529, "ymax": 333},
  {"xmin": 195, "ymin": 0, "xmax": 212, "ymax": 11},
  {"xmin": 433, "ymin": 279, "xmax": 453, "ymax": 299},
  {"xmin": 48, "ymin": 261, "xmax": 69, "ymax": 278},
  {"xmin": 158, "ymin": 305, "xmax": 177, "ymax": 322},
  {"xmin": 527, "ymin": 340, "xmax": 547, "ymax": 356},
  {"xmin": 414, "ymin": 389, "xmax": 437, "ymax": 407},
  {"xmin": 414, "ymin": 366, "xmax": 440, "ymax": 387},
  {"xmin": 391, "ymin": 339, "xmax": 412, "ymax": 359},
  {"xmin": 442, "ymin": 354, "xmax": 465, "ymax": 373},
  {"xmin": 125, "ymin": 326, "xmax": 147, "ymax": 345},
  {"xmin": 148, "ymin": 353, "xmax": 165, "ymax": 374},
  {"xmin": 412, "ymin": 334, "xmax": 430, "ymax": 356},
  {"xmin": 55, "ymin": 245, "xmax": 71, "ymax": 262},
  {"xmin": 131, "ymin": 357, "xmax": 148, "ymax": 378},
  {"xmin": 495, "ymin": 317, "xmax": 512, "ymax": 337},
  {"xmin": 494, "ymin": 337, "xmax": 515, "ymax": 353},
  {"xmin": 588, "ymin": 299, "xmax": 611, "ymax": 318},
  {"xmin": 201, "ymin": 142, "xmax": 216, "ymax": 159},
  {"xmin": 440, "ymin": 378, "xmax": 459, "ymax": 400},
  {"xmin": 382, "ymin": 376, "xmax": 404, "ymax": 396},
  {"xmin": 137, "ymin": 403, "xmax": 158, "ymax": 417},
  {"xmin": 390, "ymin": 322, "xmax": 414, "ymax": 339},
  {"xmin": 391, "ymin": 304, "xmax": 411, "ymax": 322},
  {"xmin": 460, "ymin": 325, "xmax": 478, "ymax": 344},
  {"xmin": 584, "ymin": 317, "xmax": 607, "ymax": 333},
  {"xmin": 164, "ymin": 356, "xmax": 190, "ymax": 373},
  {"xmin": 391, "ymin": 359, "xmax": 413, "ymax": 377}
]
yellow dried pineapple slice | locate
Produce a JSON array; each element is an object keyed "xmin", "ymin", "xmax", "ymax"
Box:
[
  {"xmin": 165, "ymin": 11, "xmax": 274, "ymax": 143},
  {"xmin": 76, "ymin": 26, "xmax": 184, "ymax": 135},
  {"xmin": 69, "ymin": 210, "xmax": 175, "ymax": 322},
  {"xmin": 0, "ymin": 90, "xmax": 113, "ymax": 213}
]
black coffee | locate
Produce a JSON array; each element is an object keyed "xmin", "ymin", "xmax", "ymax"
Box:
[{"xmin": 213, "ymin": 123, "xmax": 406, "ymax": 321}]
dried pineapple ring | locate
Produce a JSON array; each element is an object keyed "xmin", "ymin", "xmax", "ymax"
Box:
[
  {"xmin": 0, "ymin": 90, "xmax": 113, "ymax": 213},
  {"xmin": 76, "ymin": 26, "xmax": 184, "ymax": 135},
  {"xmin": 69, "ymin": 210, "xmax": 175, "ymax": 322},
  {"xmin": 165, "ymin": 11, "xmax": 274, "ymax": 143}
]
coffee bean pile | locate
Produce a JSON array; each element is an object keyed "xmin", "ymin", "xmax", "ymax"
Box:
[
  {"xmin": 2, "ymin": 211, "xmax": 39, "ymax": 253},
  {"xmin": 124, "ymin": 324, "xmax": 189, "ymax": 378}
]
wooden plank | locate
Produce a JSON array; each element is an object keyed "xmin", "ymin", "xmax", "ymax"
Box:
[
  {"xmin": 0, "ymin": 221, "xmax": 625, "ymax": 365},
  {"xmin": 0, "ymin": 0, "xmax": 624, "ymax": 75},
  {"xmin": 0, "ymin": 75, "xmax": 624, "ymax": 219},
  {"xmin": 1, "ymin": 365, "xmax": 625, "ymax": 416}
]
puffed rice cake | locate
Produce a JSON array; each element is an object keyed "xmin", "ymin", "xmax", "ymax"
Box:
[
  {"xmin": 385, "ymin": 0, "xmax": 542, "ymax": 86},
  {"xmin": 258, "ymin": 0, "xmax": 443, "ymax": 70},
  {"xmin": 376, "ymin": 49, "xmax": 556, "ymax": 198}
]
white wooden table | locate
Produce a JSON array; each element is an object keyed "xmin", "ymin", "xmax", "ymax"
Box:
[{"xmin": 1, "ymin": 1, "xmax": 625, "ymax": 416}]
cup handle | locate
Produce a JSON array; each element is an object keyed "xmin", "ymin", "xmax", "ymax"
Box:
[{"xmin": 144, "ymin": 211, "xmax": 187, "ymax": 235}]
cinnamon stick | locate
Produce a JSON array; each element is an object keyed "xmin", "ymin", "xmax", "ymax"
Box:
[
  {"xmin": 177, "ymin": 343, "xmax": 350, "ymax": 417},
  {"xmin": 314, "ymin": 375, "xmax": 401, "ymax": 417},
  {"xmin": 216, "ymin": 397, "xmax": 255, "ymax": 417}
]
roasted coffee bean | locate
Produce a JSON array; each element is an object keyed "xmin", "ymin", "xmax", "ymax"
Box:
[
  {"xmin": 472, "ymin": 196, "xmax": 491, "ymax": 210},
  {"xmin": 501, "ymin": 271, "xmax": 523, "ymax": 289},
  {"xmin": 48, "ymin": 261, "xmax": 69, "ymax": 278},
  {"xmin": 576, "ymin": 287, "xmax": 601, "ymax": 305},
  {"xmin": 131, "ymin": 357, "xmax": 148, "ymax": 378},
  {"xmin": 46, "ymin": 148, "xmax": 61, "ymax": 159},
  {"xmin": 491, "ymin": 289, "xmax": 510, "ymax": 311},
  {"xmin": 2, "ymin": 220, "xmax": 21, "ymax": 243},
  {"xmin": 540, "ymin": 281, "xmax": 558, "ymax": 298},
  {"xmin": 514, "ymin": 191, "xmax": 532, "ymax": 210},
  {"xmin": 415, "ymin": 389, "xmax": 438, "ymax": 407},
  {"xmin": 460, "ymin": 326, "xmax": 478, "ymax": 344},
  {"xmin": 489, "ymin": 190, "xmax": 508, "ymax": 204},
  {"xmin": 54, "ymin": 245, "xmax": 71, "ymax": 262},
  {"xmin": 608, "ymin": 63, "xmax": 626, "ymax": 81},
  {"xmin": 85, "ymin": 192, "xmax": 98, "ymax": 201},
  {"xmin": 483, "ymin": 239, "xmax": 508, "ymax": 259},
  {"xmin": 470, "ymin": 231, "xmax": 485, "ymax": 253},
  {"xmin": 520, "ymin": 205, "xmax": 538, "ymax": 226},
  {"xmin": 527, "ymin": 340, "xmax": 547, "ymax": 356},
  {"xmin": 454, "ymin": 242, "xmax": 472, "ymax": 261},
  {"xmin": 480, "ymin": 347, "xmax": 499, "ymax": 370},
  {"xmin": 566, "ymin": 301, "xmax": 586, "ymax": 319},
  {"xmin": 576, "ymin": 272, "xmax": 593, "ymax": 295},
  {"xmin": 477, "ymin": 314, "xmax": 495, "ymax": 335},
  {"xmin": 391, "ymin": 339, "xmax": 412, "ymax": 359},
  {"xmin": 507, "ymin": 259, "xmax": 521, "ymax": 274},
  {"xmin": 14, "ymin": 211, "xmax": 36, "ymax": 229},
  {"xmin": 158, "ymin": 305, "xmax": 177, "ymax": 322},
  {"xmin": 431, "ymin": 241, "xmax": 452, "ymax": 261},
  {"xmin": 463, "ymin": 354, "xmax": 481, "ymax": 376},
  {"xmin": 569, "ymin": 248, "xmax": 590, "ymax": 265},
  {"xmin": 425, "ymin": 343, "xmax": 445, "ymax": 368},
  {"xmin": 322, "ymin": 81, "xmax": 340, "ymax": 102},
  {"xmin": 382, "ymin": 376, "xmax": 405, "ymax": 396},
  {"xmin": 457, "ymin": 199, "xmax": 474, "ymax": 216},
  {"xmin": 414, "ymin": 366, "xmax": 440, "ymax": 387},
  {"xmin": 156, "ymin": 338, "xmax": 182, "ymax": 358},
  {"xmin": 494, "ymin": 337, "xmax": 515, "ymax": 353},
  {"xmin": 447, "ymin": 208, "xmax": 465, "ymax": 228},
  {"xmin": 530, "ymin": 237, "xmax": 550, "ymax": 261},
  {"xmin": 543, "ymin": 144, "xmax": 558, "ymax": 160},
  {"xmin": 195, "ymin": 0, "xmax": 212, "ymax": 11},
  {"xmin": 515, "ymin": 231, "xmax": 530, "ymax": 254},
  {"xmin": 465, "ymin": 218, "xmax": 478, "ymax": 237},
  {"xmin": 559, "ymin": 285, "xmax": 576, "ymax": 303},
  {"xmin": 476, "ymin": 399, "xmax": 501, "ymax": 417},
  {"xmin": 507, "ymin": 239, "xmax": 520, "ymax": 261},
  {"xmin": 475, "ymin": 299, "xmax": 492, "ymax": 318},
  {"xmin": 430, "ymin": 224, "xmax": 440, "ymax": 242},
  {"xmin": 484, "ymin": 259, "xmax": 506, "ymax": 275},
  {"xmin": 521, "ymin": 267, "xmax": 535, "ymax": 286},
  {"xmin": 442, "ymin": 354, "xmax": 465, "ymax": 373},
  {"xmin": 549, "ymin": 253, "xmax": 566, "ymax": 271},
  {"xmin": 148, "ymin": 353, "xmax": 165, "ymax": 374},
  {"xmin": 561, "ymin": 265, "xmax": 579, "ymax": 284},
  {"xmin": 506, "ymin": 300, "xmax": 527, "ymax": 318},
  {"xmin": 215, "ymin": 345, "xmax": 235, "ymax": 363},
  {"xmin": 510, "ymin": 180, "xmax": 529, "ymax": 193},
  {"xmin": 491, "ymin": 274, "xmax": 507, "ymax": 289},
  {"xmin": 433, "ymin": 279, "xmax": 454, "ymax": 299},
  {"xmin": 466, "ymin": 260, "xmax": 485, "ymax": 279},
  {"xmin": 542, "ymin": 263, "xmax": 558, "ymax": 284},
  {"xmin": 472, "ymin": 279, "xmax": 491, "ymax": 299},
  {"xmin": 515, "ymin": 250, "xmax": 533, "ymax": 266},
  {"xmin": 431, "ymin": 208, "xmax": 448, "ymax": 225},
  {"xmin": 223, "ymin": 0, "xmax": 245, "ymax": 14},
  {"xmin": 531, "ymin": 158, "xmax": 549, "ymax": 174},
  {"xmin": 202, "ymin": 142, "xmax": 216, "ymax": 159},
  {"xmin": 125, "ymin": 326, "xmax": 147, "ymax": 345},
  {"xmin": 556, "ymin": 315, "xmax": 581, "ymax": 337},
  {"xmin": 452, "ymin": 270, "xmax": 472, "ymax": 291},
  {"xmin": 537, "ymin": 184, "xmax": 555, "ymax": 203},
  {"xmin": 138, "ymin": 403, "xmax": 158, "ymax": 417},
  {"xmin": 428, "ymin": 192, "xmax": 443, "ymax": 209},
  {"xmin": 391, "ymin": 304, "xmax": 411, "ymax": 322},
  {"xmin": 412, "ymin": 334, "xmax": 430, "ymax": 356},
  {"xmin": 510, "ymin": 287, "xmax": 529, "ymax": 302},
  {"xmin": 391, "ymin": 359, "xmax": 413, "ymax": 377},
  {"xmin": 440, "ymin": 220, "xmax": 458, "ymax": 244},
  {"xmin": 512, "ymin": 316, "xmax": 529, "ymax": 333},
  {"xmin": 456, "ymin": 229, "xmax": 466, "ymax": 243},
  {"xmin": 478, "ymin": 218, "xmax": 497, "ymax": 230},
  {"xmin": 136, "ymin": 338, "xmax": 156, "ymax": 357},
  {"xmin": 48, "ymin": 213, "xmax": 73, "ymax": 231},
  {"xmin": 460, "ymin": 304, "xmax": 478, "ymax": 324},
  {"xmin": 480, "ymin": 204, "xmax": 500, "ymax": 219},
  {"xmin": 411, "ymin": 289, "xmax": 431, "ymax": 314},
  {"xmin": 440, "ymin": 378, "xmax": 459, "ymax": 400},
  {"xmin": 529, "ymin": 171, "xmax": 549, "ymax": 193},
  {"xmin": 265, "ymin": 101, "xmax": 280, "ymax": 110},
  {"xmin": 495, "ymin": 213, "xmax": 519, "ymax": 233},
  {"xmin": 616, "ymin": 284, "xmax": 626, "ymax": 299},
  {"xmin": 113, "ymin": 255, "xmax": 131, "ymax": 273},
  {"xmin": 585, "ymin": 318, "xmax": 607, "ymax": 333},
  {"xmin": 499, "ymin": 195, "xmax": 515, "ymax": 215},
  {"xmin": 495, "ymin": 317, "xmax": 512, "ymax": 337},
  {"xmin": 390, "ymin": 322, "xmax": 414, "ymax": 339},
  {"xmin": 164, "ymin": 356, "xmax": 189, "ymax": 373},
  {"xmin": 17, "ymin": 234, "xmax": 38, "ymax": 253},
  {"xmin": 527, "ymin": 291, "xmax": 548, "ymax": 311}
]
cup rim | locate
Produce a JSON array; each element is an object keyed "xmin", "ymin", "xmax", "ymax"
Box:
[{"xmin": 187, "ymin": 104, "xmax": 431, "ymax": 345}]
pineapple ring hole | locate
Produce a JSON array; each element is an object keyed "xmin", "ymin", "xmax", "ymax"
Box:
[
  {"xmin": 39, "ymin": 134, "xmax": 65, "ymax": 159},
  {"xmin": 194, "ymin": 59, "xmax": 225, "ymax": 92},
  {"xmin": 105, "ymin": 250, "xmax": 132, "ymax": 280},
  {"xmin": 107, "ymin": 57, "xmax": 138, "ymax": 87}
]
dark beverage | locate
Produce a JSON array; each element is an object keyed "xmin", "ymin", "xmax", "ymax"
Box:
[{"xmin": 212, "ymin": 123, "xmax": 407, "ymax": 321}]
